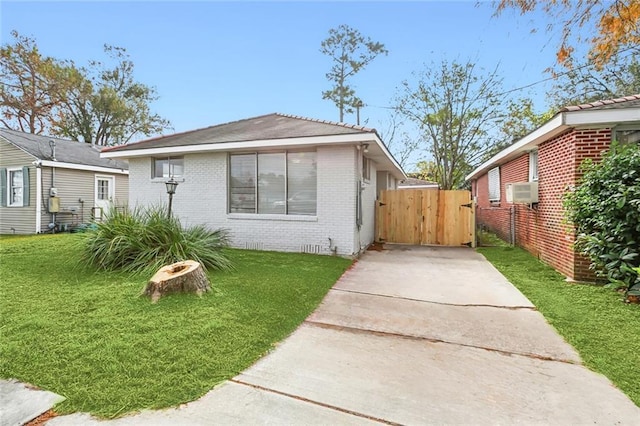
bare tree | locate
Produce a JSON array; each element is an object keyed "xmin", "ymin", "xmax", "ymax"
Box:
[{"xmin": 396, "ymin": 59, "xmax": 505, "ymax": 189}]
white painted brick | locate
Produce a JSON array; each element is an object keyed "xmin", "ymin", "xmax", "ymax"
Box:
[{"xmin": 128, "ymin": 145, "xmax": 372, "ymax": 256}]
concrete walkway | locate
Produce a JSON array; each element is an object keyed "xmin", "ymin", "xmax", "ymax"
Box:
[{"xmin": 47, "ymin": 245, "xmax": 639, "ymax": 425}]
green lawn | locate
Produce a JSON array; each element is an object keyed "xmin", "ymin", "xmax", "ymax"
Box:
[
  {"xmin": 0, "ymin": 234, "xmax": 352, "ymax": 418},
  {"xmin": 477, "ymin": 245, "xmax": 640, "ymax": 407}
]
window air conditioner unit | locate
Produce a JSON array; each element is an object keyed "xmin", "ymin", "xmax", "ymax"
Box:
[{"xmin": 506, "ymin": 182, "xmax": 538, "ymax": 204}]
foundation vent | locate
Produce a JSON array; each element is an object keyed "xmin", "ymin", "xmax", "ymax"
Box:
[
  {"xmin": 301, "ymin": 244, "xmax": 322, "ymax": 254},
  {"xmin": 245, "ymin": 242, "xmax": 264, "ymax": 250}
]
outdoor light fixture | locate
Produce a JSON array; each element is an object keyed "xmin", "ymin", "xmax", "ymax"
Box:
[
  {"xmin": 363, "ymin": 144, "xmax": 369, "ymax": 153},
  {"xmin": 165, "ymin": 177, "xmax": 179, "ymax": 218}
]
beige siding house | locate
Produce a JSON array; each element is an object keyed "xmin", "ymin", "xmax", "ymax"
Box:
[{"xmin": 0, "ymin": 129, "xmax": 128, "ymax": 234}]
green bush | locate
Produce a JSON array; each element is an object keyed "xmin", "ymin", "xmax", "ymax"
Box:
[
  {"xmin": 82, "ymin": 205, "xmax": 233, "ymax": 273},
  {"xmin": 564, "ymin": 142, "xmax": 640, "ymax": 290}
]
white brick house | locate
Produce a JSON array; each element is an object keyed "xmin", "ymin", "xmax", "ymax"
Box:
[{"xmin": 102, "ymin": 113, "xmax": 406, "ymax": 256}]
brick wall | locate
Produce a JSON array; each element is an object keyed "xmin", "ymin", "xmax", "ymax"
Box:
[
  {"xmin": 128, "ymin": 145, "xmax": 362, "ymax": 256},
  {"xmin": 572, "ymin": 129, "xmax": 612, "ymax": 280},
  {"xmin": 473, "ymin": 128, "xmax": 613, "ymax": 281}
]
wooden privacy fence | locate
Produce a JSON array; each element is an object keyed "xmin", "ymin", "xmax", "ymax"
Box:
[{"xmin": 375, "ymin": 189, "xmax": 476, "ymax": 247}]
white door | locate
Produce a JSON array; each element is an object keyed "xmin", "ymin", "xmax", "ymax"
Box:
[{"xmin": 94, "ymin": 175, "xmax": 115, "ymax": 220}]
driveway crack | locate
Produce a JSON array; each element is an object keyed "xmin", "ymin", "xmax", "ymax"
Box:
[
  {"xmin": 230, "ymin": 379, "xmax": 401, "ymax": 425},
  {"xmin": 304, "ymin": 320, "xmax": 580, "ymax": 365},
  {"xmin": 331, "ymin": 288, "xmax": 537, "ymax": 310}
]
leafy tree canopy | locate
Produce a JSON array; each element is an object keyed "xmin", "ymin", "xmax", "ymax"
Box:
[
  {"xmin": 495, "ymin": 0, "xmax": 640, "ymax": 69},
  {"xmin": 0, "ymin": 31, "xmax": 170, "ymax": 145},
  {"xmin": 395, "ymin": 59, "xmax": 505, "ymax": 189}
]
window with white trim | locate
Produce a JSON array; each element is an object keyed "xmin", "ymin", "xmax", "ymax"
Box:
[
  {"xmin": 613, "ymin": 127, "xmax": 640, "ymax": 144},
  {"xmin": 488, "ymin": 167, "xmax": 500, "ymax": 201},
  {"xmin": 153, "ymin": 157, "xmax": 184, "ymax": 179},
  {"xmin": 8, "ymin": 168, "xmax": 23, "ymax": 206},
  {"xmin": 229, "ymin": 151, "xmax": 317, "ymax": 215},
  {"xmin": 529, "ymin": 150, "xmax": 538, "ymax": 182},
  {"xmin": 362, "ymin": 156, "xmax": 371, "ymax": 181}
]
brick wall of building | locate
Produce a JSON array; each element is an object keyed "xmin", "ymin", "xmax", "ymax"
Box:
[{"xmin": 473, "ymin": 127, "xmax": 613, "ymax": 281}]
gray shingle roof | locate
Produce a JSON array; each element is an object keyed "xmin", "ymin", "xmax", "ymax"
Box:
[
  {"xmin": 399, "ymin": 177, "xmax": 439, "ymax": 187},
  {"xmin": 561, "ymin": 94, "xmax": 640, "ymax": 111},
  {"xmin": 104, "ymin": 113, "xmax": 377, "ymax": 153},
  {"xmin": 0, "ymin": 128, "xmax": 128, "ymax": 170}
]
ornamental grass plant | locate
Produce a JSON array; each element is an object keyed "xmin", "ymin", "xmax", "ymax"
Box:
[{"xmin": 82, "ymin": 205, "xmax": 232, "ymax": 273}]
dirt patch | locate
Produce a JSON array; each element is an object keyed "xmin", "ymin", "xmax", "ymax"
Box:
[{"xmin": 25, "ymin": 409, "xmax": 58, "ymax": 426}]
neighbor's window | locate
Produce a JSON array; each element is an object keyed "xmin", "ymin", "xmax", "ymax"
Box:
[
  {"xmin": 8, "ymin": 168, "xmax": 23, "ymax": 206},
  {"xmin": 529, "ymin": 150, "xmax": 538, "ymax": 182},
  {"xmin": 96, "ymin": 179, "xmax": 109, "ymax": 201},
  {"xmin": 613, "ymin": 127, "xmax": 640, "ymax": 145},
  {"xmin": 488, "ymin": 167, "xmax": 500, "ymax": 201},
  {"xmin": 229, "ymin": 151, "xmax": 317, "ymax": 215},
  {"xmin": 153, "ymin": 157, "xmax": 184, "ymax": 179}
]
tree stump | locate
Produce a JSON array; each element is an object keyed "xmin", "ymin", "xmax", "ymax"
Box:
[{"xmin": 142, "ymin": 260, "xmax": 211, "ymax": 303}]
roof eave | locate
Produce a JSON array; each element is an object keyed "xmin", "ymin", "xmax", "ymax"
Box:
[
  {"xmin": 102, "ymin": 132, "xmax": 406, "ymax": 181},
  {"xmin": 466, "ymin": 114, "xmax": 567, "ymax": 181}
]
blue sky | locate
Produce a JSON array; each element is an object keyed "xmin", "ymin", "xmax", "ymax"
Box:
[{"xmin": 1, "ymin": 1, "xmax": 564, "ymax": 168}]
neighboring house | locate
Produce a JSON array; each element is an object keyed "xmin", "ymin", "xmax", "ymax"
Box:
[
  {"xmin": 397, "ymin": 177, "xmax": 439, "ymax": 189},
  {"xmin": 466, "ymin": 94, "xmax": 640, "ymax": 281},
  {"xmin": 0, "ymin": 129, "xmax": 129, "ymax": 234},
  {"xmin": 102, "ymin": 113, "xmax": 405, "ymax": 256}
]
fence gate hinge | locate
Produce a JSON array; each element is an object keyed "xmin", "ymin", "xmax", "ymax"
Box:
[
  {"xmin": 461, "ymin": 203, "xmax": 472, "ymax": 208},
  {"xmin": 378, "ymin": 202, "xmax": 386, "ymax": 206},
  {"xmin": 462, "ymin": 241, "xmax": 472, "ymax": 247}
]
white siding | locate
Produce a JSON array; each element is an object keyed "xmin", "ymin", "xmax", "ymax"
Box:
[
  {"xmin": 40, "ymin": 167, "xmax": 129, "ymax": 231},
  {"xmin": 358, "ymin": 158, "xmax": 377, "ymax": 252},
  {"xmin": 128, "ymin": 145, "xmax": 360, "ymax": 256}
]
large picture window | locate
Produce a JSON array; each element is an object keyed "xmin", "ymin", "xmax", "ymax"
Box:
[
  {"xmin": 153, "ymin": 157, "xmax": 184, "ymax": 179},
  {"xmin": 229, "ymin": 151, "xmax": 317, "ymax": 215}
]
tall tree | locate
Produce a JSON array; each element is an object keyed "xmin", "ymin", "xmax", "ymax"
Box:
[
  {"xmin": 54, "ymin": 45, "xmax": 171, "ymax": 145},
  {"xmin": 321, "ymin": 24, "xmax": 388, "ymax": 122},
  {"xmin": 396, "ymin": 59, "xmax": 505, "ymax": 190},
  {"xmin": 495, "ymin": 0, "xmax": 640, "ymax": 68},
  {"xmin": 0, "ymin": 31, "xmax": 69, "ymax": 134}
]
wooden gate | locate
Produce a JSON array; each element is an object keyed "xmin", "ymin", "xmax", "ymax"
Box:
[{"xmin": 375, "ymin": 189, "xmax": 475, "ymax": 247}]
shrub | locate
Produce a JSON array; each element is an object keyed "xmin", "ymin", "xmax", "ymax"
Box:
[
  {"xmin": 82, "ymin": 205, "xmax": 233, "ymax": 273},
  {"xmin": 564, "ymin": 142, "xmax": 640, "ymax": 290}
]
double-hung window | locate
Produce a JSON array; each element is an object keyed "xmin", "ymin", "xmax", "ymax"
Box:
[
  {"xmin": 8, "ymin": 168, "xmax": 23, "ymax": 206},
  {"xmin": 488, "ymin": 167, "xmax": 500, "ymax": 202},
  {"xmin": 153, "ymin": 157, "xmax": 184, "ymax": 179},
  {"xmin": 529, "ymin": 150, "xmax": 539, "ymax": 182},
  {"xmin": 229, "ymin": 151, "xmax": 317, "ymax": 215},
  {"xmin": 613, "ymin": 127, "xmax": 640, "ymax": 145}
]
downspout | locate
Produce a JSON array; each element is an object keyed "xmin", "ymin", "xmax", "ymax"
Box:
[
  {"xmin": 49, "ymin": 140, "xmax": 56, "ymax": 228},
  {"xmin": 35, "ymin": 164, "xmax": 42, "ymax": 233}
]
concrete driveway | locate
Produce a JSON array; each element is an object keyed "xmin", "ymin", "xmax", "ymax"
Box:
[{"xmin": 48, "ymin": 245, "xmax": 639, "ymax": 425}]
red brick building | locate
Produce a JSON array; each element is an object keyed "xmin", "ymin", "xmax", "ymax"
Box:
[{"xmin": 466, "ymin": 95, "xmax": 640, "ymax": 281}]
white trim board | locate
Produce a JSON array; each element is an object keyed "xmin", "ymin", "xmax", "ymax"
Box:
[{"xmin": 40, "ymin": 160, "xmax": 129, "ymax": 175}]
